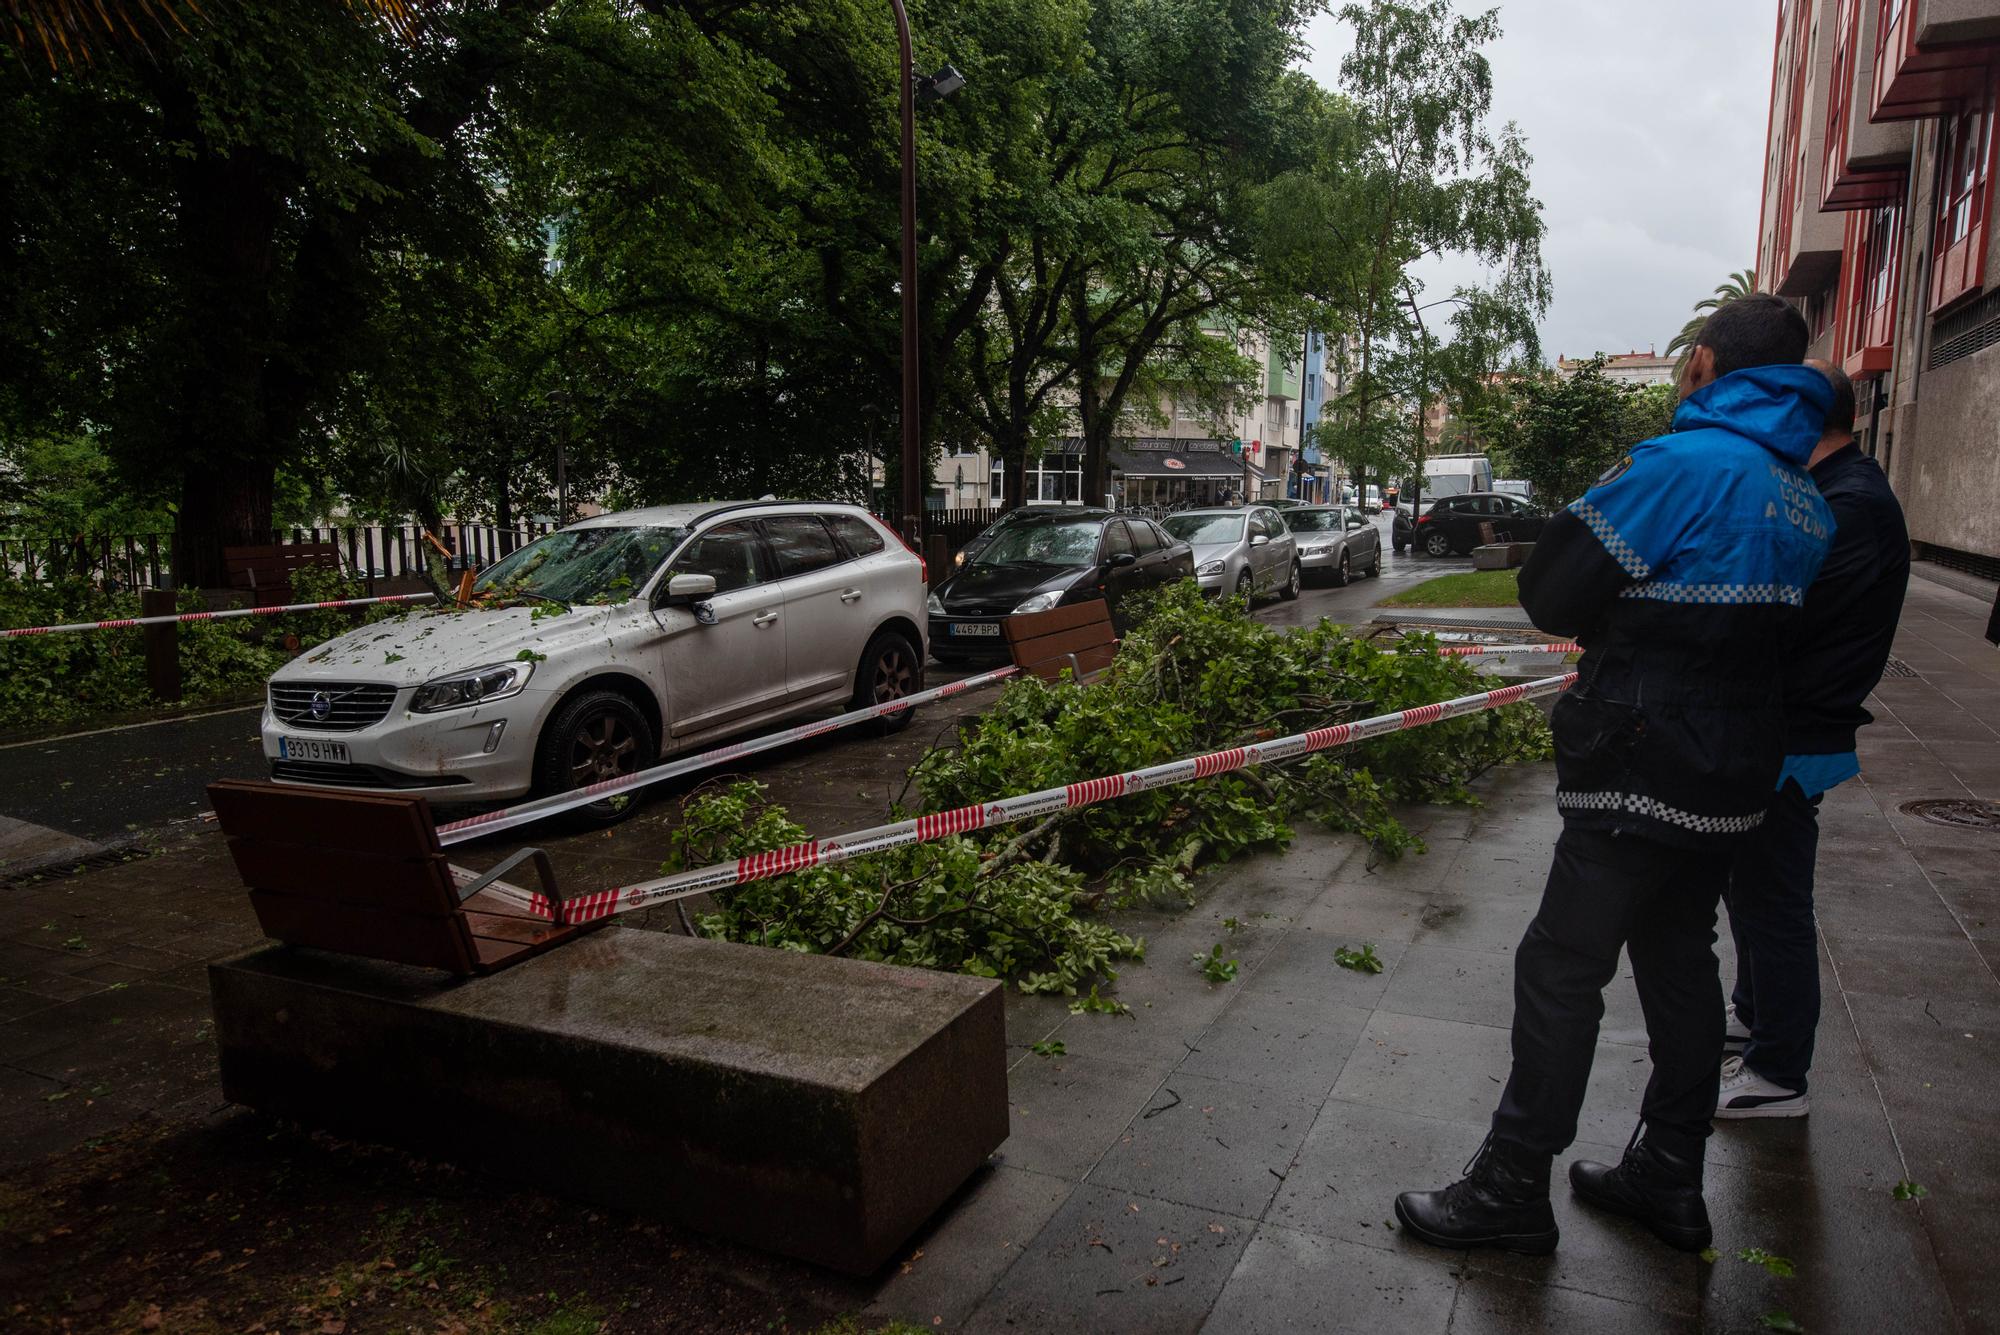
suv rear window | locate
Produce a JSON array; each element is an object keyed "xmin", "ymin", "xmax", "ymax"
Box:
[
  {"xmin": 763, "ymin": 515, "xmax": 844, "ymax": 577},
  {"xmin": 828, "ymin": 514, "xmax": 886, "ymax": 557}
]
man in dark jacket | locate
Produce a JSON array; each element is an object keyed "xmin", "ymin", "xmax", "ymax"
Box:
[
  {"xmin": 1395, "ymin": 294, "xmax": 1834, "ymax": 1257},
  {"xmin": 1717, "ymin": 361, "xmax": 1909, "ymax": 1118}
]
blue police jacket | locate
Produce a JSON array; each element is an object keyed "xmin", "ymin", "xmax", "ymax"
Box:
[{"xmin": 1516, "ymin": 365, "xmax": 1836, "ymax": 846}]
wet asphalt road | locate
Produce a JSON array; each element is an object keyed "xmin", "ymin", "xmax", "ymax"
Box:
[{"xmin": 0, "ymin": 515, "xmax": 1466, "ymax": 845}]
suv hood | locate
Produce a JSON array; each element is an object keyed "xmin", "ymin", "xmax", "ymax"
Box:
[{"xmin": 271, "ymin": 602, "xmax": 650, "ymax": 689}]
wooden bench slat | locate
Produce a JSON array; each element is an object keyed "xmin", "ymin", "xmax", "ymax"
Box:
[
  {"xmin": 1001, "ymin": 599, "xmax": 1112, "ymax": 642},
  {"xmin": 249, "ymin": 890, "xmax": 477, "ymax": 973},
  {"xmin": 226, "ymin": 840, "xmax": 458, "ymax": 912},
  {"xmin": 211, "ymin": 780, "xmax": 441, "ymax": 856},
  {"xmin": 210, "ymin": 779, "xmax": 596, "ymax": 978},
  {"xmin": 1019, "ymin": 643, "xmax": 1119, "ymax": 683},
  {"xmin": 1007, "ymin": 621, "xmax": 1119, "ymax": 666}
]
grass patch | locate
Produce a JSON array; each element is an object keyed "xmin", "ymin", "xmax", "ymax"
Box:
[{"xmin": 1376, "ymin": 569, "xmax": 1521, "ymax": 608}]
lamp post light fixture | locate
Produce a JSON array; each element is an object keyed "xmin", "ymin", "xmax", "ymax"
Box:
[{"xmin": 888, "ymin": 0, "xmax": 963, "ymax": 545}]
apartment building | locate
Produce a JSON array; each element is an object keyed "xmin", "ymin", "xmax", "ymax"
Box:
[
  {"xmin": 928, "ymin": 326, "xmax": 1305, "ymax": 511},
  {"xmin": 1757, "ymin": 0, "xmax": 2000, "ymax": 568},
  {"xmin": 1554, "ymin": 350, "xmax": 1681, "ymax": 387}
]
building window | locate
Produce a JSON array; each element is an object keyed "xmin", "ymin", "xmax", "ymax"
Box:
[
  {"xmin": 1932, "ymin": 67, "xmax": 1998, "ymax": 311},
  {"xmin": 1839, "ymin": 201, "xmax": 1903, "ymax": 372},
  {"xmin": 991, "ymin": 456, "xmax": 1084, "ymax": 505}
]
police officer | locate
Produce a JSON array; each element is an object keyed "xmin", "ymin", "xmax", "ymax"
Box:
[
  {"xmin": 1717, "ymin": 360, "xmax": 1909, "ymax": 1118},
  {"xmin": 1394, "ymin": 295, "xmax": 1834, "ymax": 1256}
]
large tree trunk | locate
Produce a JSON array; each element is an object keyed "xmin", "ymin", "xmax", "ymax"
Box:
[{"xmin": 173, "ymin": 460, "xmax": 276, "ymax": 589}]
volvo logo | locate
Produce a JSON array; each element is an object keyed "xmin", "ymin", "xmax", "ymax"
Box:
[{"xmin": 308, "ymin": 691, "xmax": 332, "ymax": 722}]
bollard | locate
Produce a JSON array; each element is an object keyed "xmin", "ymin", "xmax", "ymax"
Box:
[
  {"xmin": 925, "ymin": 533, "xmax": 950, "ymax": 589},
  {"xmin": 140, "ymin": 587, "xmax": 183, "ymax": 703}
]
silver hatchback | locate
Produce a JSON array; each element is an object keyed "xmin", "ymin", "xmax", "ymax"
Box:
[
  {"xmin": 1281, "ymin": 506, "xmax": 1383, "ymax": 586},
  {"xmin": 1162, "ymin": 506, "xmax": 1301, "ymax": 602}
]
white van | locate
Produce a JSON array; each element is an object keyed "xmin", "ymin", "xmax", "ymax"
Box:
[{"xmin": 1422, "ymin": 453, "xmax": 1495, "ymax": 499}]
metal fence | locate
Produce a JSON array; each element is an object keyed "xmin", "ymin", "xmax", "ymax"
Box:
[{"xmin": 0, "ymin": 522, "xmax": 552, "ymax": 593}]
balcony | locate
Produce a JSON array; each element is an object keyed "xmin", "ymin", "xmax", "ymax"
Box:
[
  {"xmin": 1870, "ymin": 0, "xmax": 2000, "ymax": 122},
  {"xmin": 1826, "ymin": 0, "xmax": 1916, "ymax": 208}
]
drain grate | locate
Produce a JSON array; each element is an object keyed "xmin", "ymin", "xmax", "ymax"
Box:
[
  {"xmin": 1880, "ymin": 657, "xmax": 1919, "ymax": 679},
  {"xmin": 1901, "ymin": 798, "xmax": 2000, "ymax": 830}
]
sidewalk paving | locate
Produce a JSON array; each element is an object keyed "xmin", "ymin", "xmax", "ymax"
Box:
[
  {"xmin": 861, "ymin": 572, "xmax": 1998, "ymax": 1333},
  {"xmin": 0, "ymin": 574, "xmax": 1993, "ymax": 1332}
]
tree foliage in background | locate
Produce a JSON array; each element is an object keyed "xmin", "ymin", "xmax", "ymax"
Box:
[
  {"xmin": 2, "ymin": 0, "xmax": 1549, "ymax": 585},
  {"xmin": 1486, "ymin": 357, "xmax": 1676, "ymax": 509}
]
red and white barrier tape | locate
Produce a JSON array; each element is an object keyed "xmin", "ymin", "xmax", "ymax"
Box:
[
  {"xmin": 435, "ymin": 665, "xmax": 1021, "ymax": 845},
  {"xmin": 480, "ymin": 671, "xmax": 1577, "ymax": 924},
  {"xmin": 2, "ymin": 592, "xmax": 437, "ymax": 638},
  {"xmin": 1423, "ymin": 641, "xmax": 1580, "ymax": 657}
]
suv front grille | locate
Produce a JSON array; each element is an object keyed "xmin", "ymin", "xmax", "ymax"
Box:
[
  {"xmin": 270, "ymin": 760, "xmax": 468, "ymax": 789},
  {"xmin": 269, "ymin": 682, "xmax": 399, "ymax": 732}
]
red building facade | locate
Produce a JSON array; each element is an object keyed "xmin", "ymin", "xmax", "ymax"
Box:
[{"xmin": 1757, "ymin": 0, "xmax": 2000, "ymax": 568}]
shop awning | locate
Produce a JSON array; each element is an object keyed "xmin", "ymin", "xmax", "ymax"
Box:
[{"xmin": 1108, "ymin": 447, "xmax": 1244, "ymax": 479}]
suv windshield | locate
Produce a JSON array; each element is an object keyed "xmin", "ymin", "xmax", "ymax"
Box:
[
  {"xmin": 1164, "ymin": 514, "xmax": 1246, "ymax": 545},
  {"xmin": 973, "ymin": 519, "xmax": 1105, "ymax": 568},
  {"xmin": 472, "ymin": 526, "xmax": 689, "ymax": 605},
  {"xmin": 1283, "ymin": 510, "xmax": 1344, "ymax": 533}
]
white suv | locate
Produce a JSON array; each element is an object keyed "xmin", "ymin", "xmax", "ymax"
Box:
[{"xmin": 261, "ymin": 502, "xmax": 927, "ymax": 818}]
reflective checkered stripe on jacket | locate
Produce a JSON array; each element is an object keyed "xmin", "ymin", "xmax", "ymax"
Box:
[{"xmin": 1555, "ymin": 790, "xmax": 1767, "ymax": 836}]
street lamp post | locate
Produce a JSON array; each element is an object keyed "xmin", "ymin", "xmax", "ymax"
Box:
[
  {"xmin": 886, "ymin": 1, "xmax": 962, "ymax": 546},
  {"xmin": 890, "ymin": 0, "xmax": 922, "ymax": 546}
]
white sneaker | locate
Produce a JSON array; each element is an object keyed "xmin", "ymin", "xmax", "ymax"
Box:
[
  {"xmin": 1715, "ymin": 1054, "xmax": 1809, "ymax": 1119},
  {"xmin": 1724, "ymin": 1003, "xmax": 1752, "ymax": 1053}
]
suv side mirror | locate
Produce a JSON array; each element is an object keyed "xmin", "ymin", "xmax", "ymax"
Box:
[{"xmin": 657, "ymin": 573, "xmax": 717, "ymax": 608}]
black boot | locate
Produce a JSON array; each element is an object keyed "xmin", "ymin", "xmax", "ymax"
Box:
[
  {"xmin": 1394, "ymin": 1134, "xmax": 1559, "ymax": 1255},
  {"xmin": 1569, "ymin": 1125, "xmax": 1712, "ymax": 1252}
]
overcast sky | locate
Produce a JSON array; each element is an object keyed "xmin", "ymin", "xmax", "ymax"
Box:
[{"xmin": 1298, "ymin": 1, "xmax": 1774, "ymax": 365}]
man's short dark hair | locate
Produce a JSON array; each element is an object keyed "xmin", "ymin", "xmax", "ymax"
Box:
[
  {"xmin": 1813, "ymin": 360, "xmax": 1856, "ymax": 434},
  {"xmin": 1695, "ymin": 293, "xmax": 1811, "ymax": 377}
]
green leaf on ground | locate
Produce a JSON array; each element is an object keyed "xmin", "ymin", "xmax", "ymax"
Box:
[
  {"xmin": 1699, "ymin": 1247, "xmax": 1720, "ymax": 1263},
  {"xmin": 1193, "ymin": 943, "xmax": 1239, "ymax": 983},
  {"xmin": 1030, "ymin": 1039, "xmax": 1067, "ymax": 1058},
  {"xmin": 1068, "ymin": 985, "xmax": 1132, "ymax": 1018},
  {"xmin": 1739, "ymin": 1247, "xmax": 1796, "ymax": 1279},
  {"xmin": 1759, "ymin": 1313, "xmax": 1804, "ymax": 1333},
  {"xmin": 1893, "ymin": 1180, "xmax": 1928, "ymax": 1200},
  {"xmin": 1335, "ymin": 944, "xmax": 1384, "ymax": 974}
]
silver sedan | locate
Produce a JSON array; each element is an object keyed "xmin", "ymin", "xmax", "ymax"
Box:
[
  {"xmin": 1281, "ymin": 505, "xmax": 1382, "ymax": 586},
  {"xmin": 1162, "ymin": 506, "xmax": 1301, "ymax": 602}
]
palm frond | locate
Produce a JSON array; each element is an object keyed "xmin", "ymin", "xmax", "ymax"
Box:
[
  {"xmin": 6, "ymin": 0, "xmax": 425, "ymax": 70},
  {"xmin": 1667, "ymin": 268, "xmax": 1759, "ymax": 374}
]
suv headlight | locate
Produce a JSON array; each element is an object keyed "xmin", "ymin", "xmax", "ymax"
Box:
[
  {"xmin": 927, "ymin": 592, "xmax": 946, "ymax": 615},
  {"xmin": 1012, "ymin": 590, "xmax": 1063, "ymax": 614},
  {"xmin": 1197, "ymin": 559, "xmax": 1226, "ymax": 576},
  {"xmin": 411, "ymin": 661, "xmax": 534, "ymax": 713}
]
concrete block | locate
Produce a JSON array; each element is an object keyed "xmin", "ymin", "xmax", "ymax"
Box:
[
  {"xmin": 208, "ymin": 927, "xmax": 1008, "ymax": 1274},
  {"xmin": 1472, "ymin": 542, "xmax": 1533, "ymax": 570}
]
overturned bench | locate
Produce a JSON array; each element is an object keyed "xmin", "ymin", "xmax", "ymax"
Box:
[{"xmin": 205, "ymin": 782, "xmax": 1008, "ymax": 1274}]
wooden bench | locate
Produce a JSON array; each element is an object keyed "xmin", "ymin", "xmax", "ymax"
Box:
[
  {"xmin": 208, "ymin": 780, "xmax": 593, "ymax": 975},
  {"xmin": 222, "ymin": 541, "xmax": 341, "ymax": 607},
  {"xmin": 1004, "ymin": 599, "xmax": 1119, "ymax": 683}
]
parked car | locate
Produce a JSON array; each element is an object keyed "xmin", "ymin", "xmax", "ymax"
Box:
[
  {"xmin": 1362, "ymin": 484, "xmax": 1383, "ymax": 512},
  {"xmin": 1268, "ymin": 498, "xmax": 1311, "ymax": 510},
  {"xmin": 951, "ymin": 504, "xmax": 1111, "ymax": 572},
  {"xmin": 927, "ymin": 512, "xmax": 1193, "ymax": 662},
  {"xmin": 1281, "ymin": 506, "xmax": 1382, "ymax": 586},
  {"xmin": 1162, "ymin": 506, "xmax": 1301, "ymax": 602},
  {"xmin": 262, "ymin": 501, "xmax": 928, "ymax": 822},
  {"xmin": 1422, "ymin": 452, "xmax": 1496, "ymax": 500},
  {"xmin": 1408, "ymin": 491, "xmax": 1548, "ymax": 557}
]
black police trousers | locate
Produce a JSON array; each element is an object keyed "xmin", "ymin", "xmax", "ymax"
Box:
[{"xmin": 1491, "ymin": 825, "xmax": 1729, "ymax": 1160}]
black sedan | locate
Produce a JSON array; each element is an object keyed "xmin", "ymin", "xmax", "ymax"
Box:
[
  {"xmin": 1403, "ymin": 491, "xmax": 1548, "ymax": 557},
  {"xmin": 950, "ymin": 504, "xmax": 1112, "ymax": 573},
  {"xmin": 928, "ymin": 512, "xmax": 1193, "ymax": 662}
]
